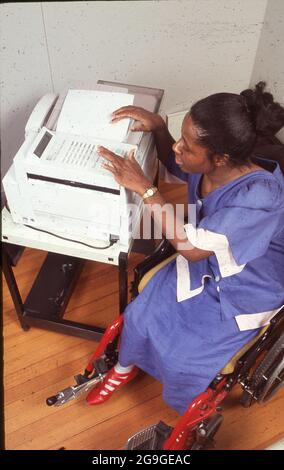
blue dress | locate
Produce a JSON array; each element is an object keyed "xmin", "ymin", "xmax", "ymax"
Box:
[{"xmin": 119, "ymin": 154, "xmax": 284, "ymax": 414}]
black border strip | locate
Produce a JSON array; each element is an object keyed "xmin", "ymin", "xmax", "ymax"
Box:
[{"xmin": 27, "ymin": 173, "xmax": 120, "ymax": 195}]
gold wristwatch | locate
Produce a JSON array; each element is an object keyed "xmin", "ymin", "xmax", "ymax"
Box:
[{"xmin": 142, "ymin": 186, "xmax": 158, "ymax": 200}]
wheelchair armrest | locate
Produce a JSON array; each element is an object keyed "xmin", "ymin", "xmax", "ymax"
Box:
[
  {"xmin": 270, "ymin": 305, "xmax": 284, "ymax": 328},
  {"xmin": 131, "ymin": 238, "xmax": 176, "ymax": 299}
]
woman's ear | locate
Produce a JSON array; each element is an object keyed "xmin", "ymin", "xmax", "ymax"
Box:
[{"xmin": 213, "ymin": 153, "xmax": 230, "ymax": 167}]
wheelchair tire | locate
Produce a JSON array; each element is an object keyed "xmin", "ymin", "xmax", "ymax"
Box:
[
  {"xmin": 247, "ymin": 333, "xmax": 284, "ymax": 404},
  {"xmin": 257, "ymin": 354, "xmax": 284, "ymax": 403},
  {"xmin": 190, "ymin": 414, "xmax": 223, "ymax": 450}
]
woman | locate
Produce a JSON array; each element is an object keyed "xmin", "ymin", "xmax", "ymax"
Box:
[{"xmin": 87, "ymin": 82, "xmax": 284, "ymax": 414}]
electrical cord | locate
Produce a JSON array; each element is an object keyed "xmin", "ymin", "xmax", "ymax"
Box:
[
  {"xmin": 5, "ymin": 204, "xmax": 118, "ymax": 250},
  {"xmin": 24, "ymin": 224, "xmax": 117, "ymax": 249}
]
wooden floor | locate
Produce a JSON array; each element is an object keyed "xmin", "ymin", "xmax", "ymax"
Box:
[{"xmin": 3, "ymin": 182, "xmax": 284, "ymax": 450}]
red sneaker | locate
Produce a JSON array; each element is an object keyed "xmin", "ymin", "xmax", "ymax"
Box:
[{"xmin": 86, "ymin": 366, "xmax": 138, "ymax": 405}]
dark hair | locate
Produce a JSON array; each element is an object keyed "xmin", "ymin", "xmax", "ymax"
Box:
[{"xmin": 189, "ymin": 81, "xmax": 284, "ymax": 167}]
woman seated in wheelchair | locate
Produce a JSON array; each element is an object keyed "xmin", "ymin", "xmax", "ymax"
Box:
[{"xmin": 89, "ymin": 82, "xmax": 284, "ymax": 415}]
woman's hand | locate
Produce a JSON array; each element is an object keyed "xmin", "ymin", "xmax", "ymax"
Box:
[
  {"xmin": 98, "ymin": 146, "xmax": 152, "ymax": 196},
  {"xmin": 111, "ymin": 106, "xmax": 166, "ymax": 133}
]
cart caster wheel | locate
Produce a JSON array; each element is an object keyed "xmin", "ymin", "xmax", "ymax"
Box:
[{"xmin": 190, "ymin": 414, "xmax": 223, "ymax": 450}]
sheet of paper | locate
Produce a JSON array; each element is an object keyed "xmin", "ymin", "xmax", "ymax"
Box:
[{"xmin": 56, "ymin": 89, "xmax": 134, "ymax": 141}]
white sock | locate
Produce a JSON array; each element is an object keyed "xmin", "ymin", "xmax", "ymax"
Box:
[{"xmin": 114, "ymin": 362, "xmax": 134, "ymax": 374}]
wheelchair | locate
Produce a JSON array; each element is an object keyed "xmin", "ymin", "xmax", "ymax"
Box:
[{"xmin": 46, "ymin": 237, "xmax": 284, "ymax": 450}]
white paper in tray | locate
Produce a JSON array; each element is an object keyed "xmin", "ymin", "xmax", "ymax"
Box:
[{"xmin": 57, "ymin": 89, "xmax": 134, "ymax": 142}]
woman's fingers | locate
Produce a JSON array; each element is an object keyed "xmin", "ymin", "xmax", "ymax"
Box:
[
  {"xmin": 97, "ymin": 146, "xmax": 122, "ymax": 163},
  {"xmin": 112, "ymin": 116, "xmax": 144, "ymax": 131},
  {"xmin": 112, "ymin": 105, "xmax": 138, "ymax": 115},
  {"xmin": 111, "ymin": 106, "xmax": 144, "ymax": 122},
  {"xmin": 97, "ymin": 146, "xmax": 140, "ymax": 174},
  {"xmin": 111, "ymin": 111, "xmax": 132, "ymax": 122},
  {"xmin": 128, "ymin": 149, "xmax": 136, "ymax": 162},
  {"xmin": 130, "ymin": 122, "xmax": 144, "ymax": 131},
  {"xmin": 98, "ymin": 146, "xmax": 123, "ymax": 173},
  {"xmin": 101, "ymin": 163, "xmax": 116, "ymax": 174}
]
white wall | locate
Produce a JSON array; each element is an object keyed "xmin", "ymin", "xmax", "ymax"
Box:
[
  {"xmin": 0, "ymin": 3, "xmax": 53, "ymax": 178},
  {"xmin": 1, "ymin": 0, "xmax": 268, "ymax": 178},
  {"xmin": 250, "ymin": 0, "xmax": 284, "ymax": 142}
]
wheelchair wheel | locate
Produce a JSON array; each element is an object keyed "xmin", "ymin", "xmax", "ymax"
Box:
[
  {"xmin": 190, "ymin": 414, "xmax": 223, "ymax": 450},
  {"xmin": 256, "ymin": 352, "xmax": 284, "ymax": 403},
  {"xmin": 241, "ymin": 334, "xmax": 284, "ymax": 406}
]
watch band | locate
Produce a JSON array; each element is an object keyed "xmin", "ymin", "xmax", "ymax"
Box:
[{"xmin": 142, "ymin": 186, "xmax": 158, "ymax": 200}]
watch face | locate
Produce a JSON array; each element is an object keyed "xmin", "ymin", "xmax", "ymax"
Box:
[{"xmin": 148, "ymin": 188, "xmax": 154, "ymax": 196}]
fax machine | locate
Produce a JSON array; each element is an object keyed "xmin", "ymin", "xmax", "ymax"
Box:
[{"xmin": 3, "ymin": 82, "xmax": 164, "ymax": 247}]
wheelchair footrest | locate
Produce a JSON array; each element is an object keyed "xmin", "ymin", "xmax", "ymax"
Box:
[
  {"xmin": 125, "ymin": 421, "xmax": 173, "ymax": 450},
  {"xmin": 74, "ymin": 373, "xmax": 91, "ymax": 385}
]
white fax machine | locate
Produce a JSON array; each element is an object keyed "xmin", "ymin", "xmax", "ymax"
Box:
[{"xmin": 3, "ymin": 82, "xmax": 164, "ymax": 247}]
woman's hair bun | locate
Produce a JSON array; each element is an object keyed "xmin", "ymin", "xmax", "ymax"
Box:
[{"xmin": 240, "ymin": 81, "xmax": 284, "ymax": 137}]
